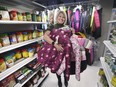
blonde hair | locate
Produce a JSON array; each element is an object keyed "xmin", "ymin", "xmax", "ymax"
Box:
[
  {"xmin": 54, "ymin": 10, "xmax": 67, "ymax": 25},
  {"xmin": 49, "ymin": 12, "xmax": 54, "ymax": 24}
]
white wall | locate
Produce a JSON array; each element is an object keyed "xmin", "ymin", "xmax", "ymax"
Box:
[{"xmin": 97, "ymin": 0, "xmax": 114, "ymax": 59}]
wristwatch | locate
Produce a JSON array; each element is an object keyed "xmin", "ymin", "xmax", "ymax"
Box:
[{"xmin": 52, "ymin": 41, "xmax": 55, "ymax": 45}]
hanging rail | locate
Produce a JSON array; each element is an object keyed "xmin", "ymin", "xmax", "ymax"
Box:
[
  {"xmin": 46, "ymin": 0, "xmax": 99, "ymax": 9},
  {"xmin": 32, "ymin": 1, "xmax": 47, "ymax": 9}
]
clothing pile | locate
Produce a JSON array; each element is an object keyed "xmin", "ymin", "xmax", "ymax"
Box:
[{"xmin": 37, "ymin": 28, "xmax": 93, "ymax": 81}]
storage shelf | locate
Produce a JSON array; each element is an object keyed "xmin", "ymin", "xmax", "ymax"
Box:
[
  {"xmin": 103, "ymin": 40, "xmax": 116, "ymax": 57},
  {"xmin": 100, "ymin": 57, "xmax": 113, "ymax": 87},
  {"xmin": 0, "ymin": 54, "xmax": 37, "ymax": 81},
  {"xmin": 0, "ymin": 20, "xmax": 47, "ymax": 24},
  {"xmin": 0, "ymin": 37, "xmax": 43, "ymax": 54},
  {"xmin": 97, "ymin": 74, "xmax": 103, "ymax": 87},
  {"xmin": 34, "ymin": 72, "xmax": 49, "ymax": 87},
  {"xmin": 97, "ymin": 82, "xmax": 103, "ymax": 87},
  {"xmin": 14, "ymin": 65, "xmax": 42, "ymax": 87},
  {"xmin": 107, "ymin": 20, "xmax": 116, "ymax": 23}
]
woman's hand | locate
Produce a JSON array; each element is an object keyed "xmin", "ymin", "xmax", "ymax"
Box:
[
  {"xmin": 54, "ymin": 44, "xmax": 64, "ymax": 52},
  {"xmin": 71, "ymin": 28, "xmax": 75, "ymax": 34}
]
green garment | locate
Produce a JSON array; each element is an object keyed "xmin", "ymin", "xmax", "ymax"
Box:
[{"xmin": 47, "ymin": 23, "xmax": 65, "ymax": 31}]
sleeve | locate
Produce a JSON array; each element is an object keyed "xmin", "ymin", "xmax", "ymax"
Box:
[{"xmin": 43, "ymin": 24, "xmax": 54, "ymax": 33}]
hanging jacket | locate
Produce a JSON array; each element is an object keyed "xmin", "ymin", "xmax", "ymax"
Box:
[
  {"xmin": 74, "ymin": 9, "xmax": 80, "ymax": 32},
  {"xmin": 94, "ymin": 9, "xmax": 100, "ymax": 29},
  {"xmin": 90, "ymin": 6, "xmax": 95, "ymax": 29},
  {"xmin": 85, "ymin": 7, "xmax": 92, "ymax": 35},
  {"xmin": 92, "ymin": 8, "xmax": 102, "ymax": 39},
  {"xmin": 81, "ymin": 11, "xmax": 87, "ymax": 34},
  {"xmin": 67, "ymin": 7, "xmax": 73, "ymax": 27},
  {"xmin": 71, "ymin": 12, "xmax": 75, "ymax": 29}
]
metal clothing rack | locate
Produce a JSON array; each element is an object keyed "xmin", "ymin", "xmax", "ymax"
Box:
[
  {"xmin": 46, "ymin": 0, "xmax": 99, "ymax": 9},
  {"xmin": 32, "ymin": 1, "xmax": 47, "ymax": 9}
]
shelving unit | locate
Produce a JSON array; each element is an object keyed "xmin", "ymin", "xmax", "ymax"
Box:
[
  {"xmin": 0, "ymin": 54, "xmax": 37, "ymax": 81},
  {"xmin": 34, "ymin": 72, "xmax": 49, "ymax": 87},
  {"xmin": 103, "ymin": 40, "xmax": 116, "ymax": 57},
  {"xmin": 107, "ymin": 20, "xmax": 116, "ymax": 23},
  {"xmin": 0, "ymin": 1, "xmax": 49, "ymax": 87},
  {"xmin": 99, "ymin": 8, "xmax": 116, "ymax": 87},
  {"xmin": 97, "ymin": 72, "xmax": 103, "ymax": 87},
  {"xmin": 0, "ymin": 21, "xmax": 48, "ymax": 87},
  {"xmin": 14, "ymin": 64, "xmax": 42, "ymax": 87},
  {"xmin": 97, "ymin": 78, "xmax": 103, "ymax": 87},
  {"xmin": 0, "ymin": 37, "xmax": 43, "ymax": 53},
  {"xmin": 97, "ymin": 81, "xmax": 103, "ymax": 87},
  {"xmin": 0, "ymin": 20, "xmax": 47, "ymax": 24},
  {"xmin": 100, "ymin": 57, "xmax": 113, "ymax": 87}
]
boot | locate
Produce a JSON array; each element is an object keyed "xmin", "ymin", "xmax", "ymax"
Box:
[
  {"xmin": 56, "ymin": 74, "xmax": 62, "ymax": 87},
  {"xmin": 64, "ymin": 75, "xmax": 68, "ymax": 87}
]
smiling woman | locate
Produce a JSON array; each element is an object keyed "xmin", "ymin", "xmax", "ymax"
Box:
[
  {"xmin": 37, "ymin": 10, "xmax": 75, "ymax": 87},
  {"xmin": 55, "ymin": 11, "xmax": 67, "ymax": 25}
]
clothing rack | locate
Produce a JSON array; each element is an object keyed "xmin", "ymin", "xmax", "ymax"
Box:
[
  {"xmin": 46, "ymin": 0, "xmax": 99, "ymax": 9},
  {"xmin": 32, "ymin": 1, "xmax": 47, "ymax": 9}
]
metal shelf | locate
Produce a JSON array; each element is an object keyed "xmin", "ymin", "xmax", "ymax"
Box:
[
  {"xmin": 14, "ymin": 65, "xmax": 42, "ymax": 87},
  {"xmin": 97, "ymin": 82, "xmax": 103, "ymax": 87},
  {"xmin": 34, "ymin": 72, "xmax": 49, "ymax": 87},
  {"xmin": 107, "ymin": 20, "xmax": 116, "ymax": 23},
  {"xmin": 0, "ymin": 54, "xmax": 37, "ymax": 81},
  {"xmin": 103, "ymin": 40, "xmax": 116, "ymax": 57},
  {"xmin": 0, "ymin": 20, "xmax": 47, "ymax": 24},
  {"xmin": 100, "ymin": 57, "xmax": 113, "ymax": 87},
  {"xmin": 0, "ymin": 37, "xmax": 43, "ymax": 54},
  {"xmin": 97, "ymin": 75, "xmax": 103, "ymax": 87}
]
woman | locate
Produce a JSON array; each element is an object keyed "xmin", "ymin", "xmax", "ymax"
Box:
[
  {"xmin": 44, "ymin": 11, "xmax": 75, "ymax": 52},
  {"xmin": 38, "ymin": 10, "xmax": 75, "ymax": 87}
]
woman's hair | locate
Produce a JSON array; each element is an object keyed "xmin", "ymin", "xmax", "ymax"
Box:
[
  {"xmin": 49, "ymin": 11, "xmax": 54, "ymax": 24},
  {"xmin": 54, "ymin": 10, "xmax": 67, "ymax": 25}
]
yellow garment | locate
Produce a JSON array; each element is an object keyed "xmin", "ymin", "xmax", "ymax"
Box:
[
  {"xmin": 90, "ymin": 6, "xmax": 95, "ymax": 28},
  {"xmin": 76, "ymin": 32, "xmax": 86, "ymax": 38}
]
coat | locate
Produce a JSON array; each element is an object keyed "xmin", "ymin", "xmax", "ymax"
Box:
[{"xmin": 37, "ymin": 28, "xmax": 72, "ymax": 81}]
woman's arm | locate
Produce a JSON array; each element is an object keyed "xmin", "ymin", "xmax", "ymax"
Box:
[
  {"xmin": 43, "ymin": 30, "xmax": 53, "ymax": 44},
  {"xmin": 43, "ymin": 30, "xmax": 64, "ymax": 51},
  {"xmin": 71, "ymin": 28, "xmax": 75, "ymax": 34}
]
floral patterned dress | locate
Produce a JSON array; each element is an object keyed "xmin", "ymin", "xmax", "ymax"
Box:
[{"xmin": 37, "ymin": 28, "xmax": 72, "ymax": 80}]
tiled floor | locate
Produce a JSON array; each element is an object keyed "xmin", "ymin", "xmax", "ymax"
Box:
[{"xmin": 41, "ymin": 61, "xmax": 101, "ymax": 87}]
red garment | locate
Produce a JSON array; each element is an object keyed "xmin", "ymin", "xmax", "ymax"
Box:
[{"xmin": 37, "ymin": 29, "xmax": 72, "ymax": 80}]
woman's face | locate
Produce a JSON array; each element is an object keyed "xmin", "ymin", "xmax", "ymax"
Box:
[{"xmin": 57, "ymin": 12, "xmax": 65, "ymax": 24}]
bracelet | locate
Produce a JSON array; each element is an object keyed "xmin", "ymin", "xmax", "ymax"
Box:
[{"xmin": 52, "ymin": 41, "xmax": 55, "ymax": 45}]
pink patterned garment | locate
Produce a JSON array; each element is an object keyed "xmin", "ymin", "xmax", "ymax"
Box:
[
  {"xmin": 56, "ymin": 57, "xmax": 66, "ymax": 75},
  {"xmin": 57, "ymin": 34, "xmax": 87, "ymax": 81},
  {"xmin": 70, "ymin": 34, "xmax": 86, "ymax": 81},
  {"xmin": 70, "ymin": 34, "xmax": 81, "ymax": 81},
  {"xmin": 37, "ymin": 29, "xmax": 72, "ymax": 81}
]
